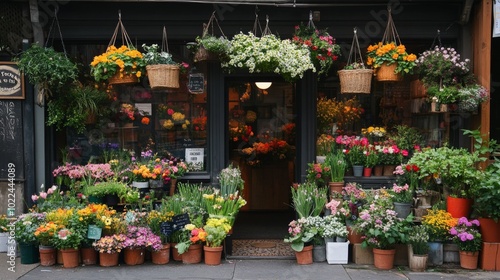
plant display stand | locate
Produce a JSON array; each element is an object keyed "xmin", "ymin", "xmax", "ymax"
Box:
[
  {"xmin": 326, "ymin": 241, "xmax": 349, "ymax": 264},
  {"xmin": 352, "ymin": 243, "xmax": 373, "ymax": 265}
]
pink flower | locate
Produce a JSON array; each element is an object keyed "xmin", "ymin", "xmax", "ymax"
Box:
[
  {"xmin": 39, "ymin": 192, "xmax": 47, "ymax": 199},
  {"xmin": 31, "ymin": 194, "xmax": 39, "ymax": 202},
  {"xmin": 58, "ymin": 229, "xmax": 70, "ymax": 240},
  {"xmin": 401, "ymin": 150, "xmax": 409, "ymax": 157}
]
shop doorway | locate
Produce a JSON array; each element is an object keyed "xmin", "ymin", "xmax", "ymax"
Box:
[{"xmin": 226, "ymin": 79, "xmax": 297, "ymax": 243}]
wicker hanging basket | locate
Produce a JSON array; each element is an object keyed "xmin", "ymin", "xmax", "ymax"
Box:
[
  {"xmin": 338, "ymin": 69, "xmax": 373, "ymax": 94},
  {"xmin": 194, "ymin": 12, "xmax": 227, "ymax": 62},
  {"xmin": 146, "ymin": 64, "xmax": 180, "ymax": 89},
  {"xmin": 375, "ymin": 63, "xmax": 402, "ymax": 82},
  {"xmin": 194, "ymin": 46, "xmax": 219, "ymax": 62},
  {"xmin": 108, "ymin": 73, "xmax": 138, "ymax": 85}
]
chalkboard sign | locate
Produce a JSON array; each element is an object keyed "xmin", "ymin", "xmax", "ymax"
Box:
[
  {"xmin": 172, "ymin": 213, "xmax": 190, "ymax": 230},
  {"xmin": 160, "ymin": 222, "xmax": 174, "ymax": 237},
  {"xmin": 182, "ymin": 138, "xmax": 194, "ymax": 148},
  {"xmin": 187, "ymin": 73, "xmax": 204, "ymax": 94},
  {"xmin": 87, "ymin": 225, "xmax": 102, "ymax": 240},
  {"xmin": 0, "ymin": 62, "xmax": 25, "ymax": 99},
  {"xmin": 0, "ymin": 100, "xmax": 24, "ymax": 179}
]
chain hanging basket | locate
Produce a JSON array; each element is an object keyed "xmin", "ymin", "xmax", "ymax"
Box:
[
  {"xmin": 146, "ymin": 27, "xmax": 180, "ymax": 89},
  {"xmin": 338, "ymin": 28, "xmax": 373, "ymax": 94},
  {"xmin": 108, "ymin": 73, "xmax": 138, "ymax": 85},
  {"xmin": 374, "ymin": 9, "xmax": 404, "ymax": 82},
  {"xmin": 194, "ymin": 12, "xmax": 227, "ymax": 62}
]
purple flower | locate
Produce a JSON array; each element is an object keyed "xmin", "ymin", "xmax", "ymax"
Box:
[
  {"xmin": 471, "ymin": 219, "xmax": 480, "ymax": 227},
  {"xmin": 450, "ymin": 227, "xmax": 458, "ymax": 235},
  {"xmin": 460, "ymin": 234, "xmax": 467, "ymax": 242},
  {"xmin": 466, "ymin": 233, "xmax": 474, "ymax": 240}
]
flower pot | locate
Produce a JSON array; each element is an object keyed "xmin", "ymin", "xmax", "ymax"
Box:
[
  {"xmin": 57, "ymin": 248, "xmax": 63, "ymax": 264},
  {"xmin": 347, "ymin": 226, "xmax": 363, "ymax": 244},
  {"xmin": 373, "ymin": 248, "xmax": 396, "ymax": 270},
  {"xmin": 478, "ymin": 217, "xmax": 500, "ymax": 242},
  {"xmin": 352, "ymin": 165, "xmax": 363, "ymax": 177},
  {"xmin": 383, "ymin": 165, "xmax": 396, "ymax": 176},
  {"xmin": 152, "ymin": 243, "xmax": 170, "ymax": 265},
  {"xmin": 194, "ymin": 45, "xmax": 219, "ymax": 62},
  {"xmin": 99, "ymin": 252, "xmax": 119, "ymax": 267},
  {"xmin": 182, "ymin": 243, "xmax": 203, "ymax": 264},
  {"xmin": 171, "ymin": 243, "xmax": 182, "ymax": 261},
  {"xmin": 61, "ymin": 248, "xmax": 80, "ymax": 268},
  {"xmin": 169, "ymin": 178, "xmax": 178, "ymax": 196},
  {"xmin": 108, "ymin": 73, "xmax": 138, "ymax": 85},
  {"xmin": 204, "ymin": 246, "xmax": 223, "ymax": 266},
  {"xmin": 338, "ymin": 68, "xmax": 373, "ymax": 94},
  {"xmin": 408, "ymin": 244, "xmax": 428, "ymax": 272},
  {"xmin": 0, "ymin": 232, "xmax": 8, "ymax": 253},
  {"xmin": 443, "ymin": 243, "xmax": 460, "ymax": 264},
  {"xmin": 124, "ymin": 247, "xmax": 145, "ymax": 265},
  {"xmin": 328, "ymin": 181, "xmax": 344, "ymax": 199},
  {"xmin": 20, "ymin": 243, "xmax": 40, "ymax": 264},
  {"xmin": 146, "ymin": 64, "xmax": 180, "ymax": 89},
  {"xmin": 373, "ymin": 165, "xmax": 383, "ymax": 176},
  {"xmin": 313, "ymin": 244, "xmax": 326, "ymax": 262},
  {"xmin": 375, "ymin": 62, "xmax": 402, "ymax": 82},
  {"xmin": 104, "ymin": 194, "xmax": 120, "ymax": 207},
  {"xmin": 88, "ymin": 195, "xmax": 103, "ymax": 204},
  {"xmin": 427, "ymin": 241, "xmax": 443, "ymax": 266},
  {"xmin": 39, "ymin": 245, "xmax": 56, "ymax": 266},
  {"xmin": 459, "ymin": 251, "xmax": 479, "ymax": 269},
  {"xmin": 363, "ymin": 167, "xmax": 372, "ymax": 177},
  {"xmin": 295, "ymin": 245, "xmax": 313, "ymax": 265},
  {"xmin": 81, "ymin": 247, "xmax": 97, "ymax": 265},
  {"xmin": 446, "ymin": 196, "xmax": 472, "ymax": 218},
  {"xmin": 393, "ymin": 202, "xmax": 412, "ymax": 219}
]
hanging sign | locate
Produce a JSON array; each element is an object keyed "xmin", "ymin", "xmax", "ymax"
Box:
[
  {"xmin": 494, "ymin": 1, "xmax": 500, "ymax": 37},
  {"xmin": 0, "ymin": 62, "xmax": 24, "ymax": 99},
  {"xmin": 187, "ymin": 73, "xmax": 204, "ymax": 94}
]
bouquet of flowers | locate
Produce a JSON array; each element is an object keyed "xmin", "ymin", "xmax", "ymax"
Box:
[
  {"xmin": 229, "ymin": 120, "xmax": 254, "ymax": 142},
  {"xmin": 366, "ymin": 42, "xmax": 417, "ymax": 75},
  {"xmin": 292, "ymin": 23, "xmax": 341, "ymax": 76},
  {"xmin": 92, "ymin": 234, "xmax": 127, "ymax": 254},
  {"xmin": 316, "ymin": 134, "xmax": 336, "ymax": 156},
  {"xmin": 240, "ymin": 138, "xmax": 295, "ymax": 166},
  {"xmin": 203, "ymin": 192, "xmax": 246, "ymax": 225},
  {"xmin": 421, "ymin": 209, "xmax": 457, "ymax": 241},
  {"xmin": 222, "ymin": 32, "xmax": 315, "ymax": 82},
  {"xmin": 162, "ymin": 156, "xmax": 189, "ymax": 182},
  {"xmin": 90, "ymin": 45, "xmax": 146, "ymax": 82},
  {"xmin": 284, "ymin": 217, "xmax": 317, "ymax": 252},
  {"xmin": 449, "ymin": 217, "xmax": 482, "ymax": 252},
  {"xmin": 361, "ymin": 126, "xmax": 387, "ymax": 144},
  {"xmin": 157, "ymin": 104, "xmax": 191, "ymax": 130},
  {"xmin": 306, "ymin": 162, "xmax": 330, "ymax": 186}
]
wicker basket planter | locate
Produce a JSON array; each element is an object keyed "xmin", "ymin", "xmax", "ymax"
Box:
[
  {"xmin": 146, "ymin": 64, "xmax": 180, "ymax": 89},
  {"xmin": 108, "ymin": 73, "xmax": 139, "ymax": 85},
  {"xmin": 338, "ymin": 69, "xmax": 373, "ymax": 94},
  {"xmin": 375, "ymin": 62, "xmax": 402, "ymax": 82}
]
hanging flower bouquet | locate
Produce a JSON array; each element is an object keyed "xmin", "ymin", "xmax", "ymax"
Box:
[
  {"xmin": 292, "ymin": 23, "xmax": 341, "ymax": 76},
  {"xmin": 366, "ymin": 42, "xmax": 417, "ymax": 75},
  {"xmin": 90, "ymin": 45, "xmax": 146, "ymax": 82},
  {"xmin": 222, "ymin": 32, "xmax": 315, "ymax": 82}
]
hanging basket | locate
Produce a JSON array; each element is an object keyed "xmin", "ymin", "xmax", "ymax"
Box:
[
  {"xmin": 338, "ymin": 69, "xmax": 373, "ymax": 94},
  {"xmin": 194, "ymin": 12, "xmax": 227, "ymax": 62},
  {"xmin": 194, "ymin": 46, "xmax": 219, "ymax": 62},
  {"xmin": 146, "ymin": 64, "xmax": 180, "ymax": 89},
  {"xmin": 108, "ymin": 73, "xmax": 139, "ymax": 85},
  {"xmin": 375, "ymin": 63, "xmax": 402, "ymax": 82}
]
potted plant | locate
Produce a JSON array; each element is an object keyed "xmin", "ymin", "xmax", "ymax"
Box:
[
  {"xmin": 34, "ymin": 221, "xmax": 59, "ymax": 266},
  {"xmin": 421, "ymin": 209, "xmax": 457, "ymax": 266},
  {"xmin": 122, "ymin": 225, "xmax": 162, "ymax": 265},
  {"xmin": 284, "ymin": 217, "xmax": 316, "ymax": 264},
  {"xmin": 142, "ymin": 43, "xmax": 180, "ymax": 89},
  {"xmin": 203, "ymin": 217, "xmax": 231, "ymax": 265},
  {"xmin": 84, "ymin": 181, "xmax": 128, "ymax": 206},
  {"xmin": 14, "ymin": 213, "xmax": 46, "ymax": 264},
  {"xmin": 292, "ymin": 23, "xmax": 341, "ymax": 76},
  {"xmin": 92, "ymin": 234, "xmax": 127, "ymax": 267},
  {"xmin": 290, "ymin": 182, "xmax": 327, "ymax": 218},
  {"xmin": 222, "ymin": 32, "xmax": 315, "ymax": 82},
  {"xmin": 346, "ymin": 144, "xmax": 366, "ymax": 177},
  {"xmin": 53, "ymin": 227, "xmax": 85, "ymax": 268},
  {"xmin": 389, "ymin": 183, "xmax": 414, "ymax": 219},
  {"xmin": 449, "ymin": 217, "xmax": 482, "ymax": 269},
  {"xmin": 472, "ymin": 160, "xmax": 500, "ymax": 242},
  {"xmin": 324, "ymin": 150, "xmax": 347, "ymax": 196},
  {"xmin": 407, "ymin": 224, "xmax": 430, "ymax": 272},
  {"xmin": 175, "ymin": 223, "xmax": 206, "ymax": 264},
  {"xmin": 366, "ymin": 42, "xmax": 417, "ymax": 81},
  {"xmin": 306, "ymin": 162, "xmax": 330, "ymax": 187},
  {"xmin": 316, "ymin": 134, "xmax": 335, "ymax": 163},
  {"xmin": 90, "ymin": 45, "xmax": 146, "ymax": 84},
  {"xmin": 15, "ymin": 43, "xmax": 78, "ymax": 105},
  {"xmin": 363, "ymin": 149, "xmax": 378, "ymax": 177},
  {"xmin": 190, "ymin": 34, "xmax": 231, "ymax": 62},
  {"xmin": 47, "ymin": 84, "xmax": 110, "ymax": 134}
]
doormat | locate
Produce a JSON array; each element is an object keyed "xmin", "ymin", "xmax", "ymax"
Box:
[{"xmin": 229, "ymin": 239, "xmax": 295, "ymax": 259}]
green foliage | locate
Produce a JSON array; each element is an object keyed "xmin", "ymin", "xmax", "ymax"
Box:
[
  {"xmin": 291, "ymin": 182, "xmax": 327, "ymax": 218},
  {"xmin": 15, "ymin": 44, "xmax": 78, "ymax": 89},
  {"xmin": 325, "ymin": 150, "xmax": 347, "ymax": 182},
  {"xmin": 142, "ymin": 44, "xmax": 176, "ymax": 65},
  {"xmin": 426, "ymin": 85, "xmax": 460, "ymax": 104},
  {"xmin": 390, "ymin": 125, "xmax": 424, "ymax": 151},
  {"xmin": 408, "ymin": 225, "xmax": 430, "ymax": 255},
  {"xmin": 84, "ymin": 181, "xmax": 128, "ymax": 198},
  {"xmin": 473, "ymin": 160, "xmax": 500, "ymax": 221}
]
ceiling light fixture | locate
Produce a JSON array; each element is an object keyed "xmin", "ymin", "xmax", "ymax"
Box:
[{"xmin": 255, "ymin": 82, "xmax": 272, "ymax": 90}]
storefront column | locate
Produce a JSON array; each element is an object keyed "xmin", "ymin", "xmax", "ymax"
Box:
[{"xmin": 207, "ymin": 61, "xmax": 225, "ymax": 186}]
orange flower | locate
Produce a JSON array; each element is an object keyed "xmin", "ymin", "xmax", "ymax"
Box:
[{"xmin": 141, "ymin": 117, "xmax": 150, "ymax": 125}]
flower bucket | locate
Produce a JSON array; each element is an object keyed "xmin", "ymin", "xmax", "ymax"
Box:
[
  {"xmin": 146, "ymin": 64, "xmax": 180, "ymax": 89},
  {"xmin": 373, "ymin": 248, "xmax": 396, "ymax": 270},
  {"xmin": 313, "ymin": 244, "xmax": 326, "ymax": 262},
  {"xmin": 478, "ymin": 218, "xmax": 500, "ymax": 242},
  {"xmin": 427, "ymin": 241, "xmax": 443, "ymax": 266},
  {"xmin": 124, "ymin": 247, "xmax": 145, "ymax": 266},
  {"xmin": 446, "ymin": 196, "xmax": 472, "ymax": 218},
  {"xmin": 375, "ymin": 63, "xmax": 402, "ymax": 82},
  {"xmin": 108, "ymin": 73, "xmax": 138, "ymax": 85},
  {"xmin": 338, "ymin": 69, "xmax": 373, "ymax": 94},
  {"xmin": 20, "ymin": 243, "xmax": 39, "ymax": 264}
]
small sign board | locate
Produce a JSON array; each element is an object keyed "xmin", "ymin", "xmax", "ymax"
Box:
[
  {"xmin": 160, "ymin": 222, "xmax": 174, "ymax": 237},
  {"xmin": 87, "ymin": 225, "xmax": 102, "ymax": 240},
  {"xmin": 172, "ymin": 213, "xmax": 190, "ymax": 230},
  {"xmin": 0, "ymin": 62, "xmax": 24, "ymax": 99},
  {"xmin": 185, "ymin": 148, "xmax": 204, "ymax": 168},
  {"xmin": 187, "ymin": 73, "xmax": 204, "ymax": 94}
]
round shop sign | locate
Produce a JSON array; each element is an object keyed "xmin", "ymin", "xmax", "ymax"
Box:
[{"xmin": 0, "ymin": 64, "xmax": 23, "ymax": 97}]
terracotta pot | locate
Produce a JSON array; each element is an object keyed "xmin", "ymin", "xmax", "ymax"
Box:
[
  {"xmin": 328, "ymin": 181, "xmax": 344, "ymax": 199},
  {"xmin": 39, "ymin": 246, "xmax": 56, "ymax": 266},
  {"xmin": 363, "ymin": 167, "xmax": 372, "ymax": 177},
  {"xmin": 373, "ymin": 248, "xmax": 396, "ymax": 270},
  {"xmin": 204, "ymin": 246, "xmax": 223, "ymax": 265},
  {"xmin": 478, "ymin": 217, "xmax": 500, "ymax": 242},
  {"xmin": 446, "ymin": 196, "xmax": 472, "ymax": 218},
  {"xmin": 375, "ymin": 62, "xmax": 402, "ymax": 82},
  {"xmin": 373, "ymin": 165, "xmax": 383, "ymax": 176},
  {"xmin": 295, "ymin": 245, "xmax": 313, "ymax": 265},
  {"xmin": 171, "ymin": 243, "xmax": 182, "ymax": 261},
  {"xmin": 459, "ymin": 251, "xmax": 479, "ymax": 270},
  {"xmin": 152, "ymin": 243, "xmax": 170, "ymax": 265},
  {"xmin": 99, "ymin": 252, "xmax": 119, "ymax": 267},
  {"xmin": 169, "ymin": 178, "xmax": 178, "ymax": 196},
  {"xmin": 108, "ymin": 72, "xmax": 139, "ymax": 85},
  {"xmin": 81, "ymin": 247, "xmax": 98, "ymax": 265},
  {"xmin": 383, "ymin": 165, "xmax": 396, "ymax": 176},
  {"xmin": 57, "ymin": 249, "xmax": 63, "ymax": 264},
  {"xmin": 182, "ymin": 243, "xmax": 203, "ymax": 264},
  {"xmin": 61, "ymin": 248, "xmax": 79, "ymax": 268},
  {"xmin": 347, "ymin": 226, "xmax": 363, "ymax": 244},
  {"xmin": 124, "ymin": 247, "xmax": 145, "ymax": 265}
]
